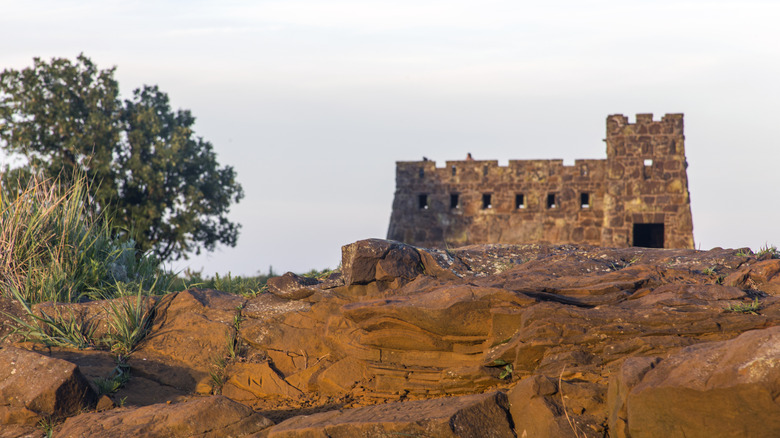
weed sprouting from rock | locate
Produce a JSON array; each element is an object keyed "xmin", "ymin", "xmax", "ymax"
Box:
[{"xmin": 725, "ymin": 298, "xmax": 762, "ymax": 315}]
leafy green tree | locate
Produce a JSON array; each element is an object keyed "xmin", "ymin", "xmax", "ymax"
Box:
[{"xmin": 0, "ymin": 54, "xmax": 243, "ymax": 261}]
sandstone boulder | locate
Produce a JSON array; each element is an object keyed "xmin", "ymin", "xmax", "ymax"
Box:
[
  {"xmin": 341, "ymin": 239, "xmax": 423, "ymax": 286},
  {"xmin": 0, "ymin": 347, "xmax": 97, "ymax": 423},
  {"xmin": 725, "ymin": 259, "xmax": 780, "ymax": 295},
  {"xmin": 267, "ymin": 272, "xmax": 320, "ymax": 300},
  {"xmin": 57, "ymin": 395, "xmax": 273, "ymax": 437},
  {"xmin": 508, "ymin": 374, "xmax": 606, "ymax": 438},
  {"xmin": 621, "ymin": 326, "xmax": 780, "ymax": 438},
  {"xmin": 133, "ymin": 288, "xmax": 246, "ymax": 393}
]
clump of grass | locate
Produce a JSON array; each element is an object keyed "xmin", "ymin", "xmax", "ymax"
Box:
[
  {"xmin": 94, "ymin": 357, "xmax": 131, "ymax": 395},
  {"xmin": 209, "ymin": 356, "xmax": 228, "ymax": 395},
  {"xmin": 757, "ymin": 244, "xmax": 778, "ymax": 259},
  {"xmin": 3, "ymin": 288, "xmax": 98, "ymax": 349},
  {"xmin": 100, "ymin": 285, "xmax": 158, "ymax": 355},
  {"xmin": 702, "ymin": 267, "xmax": 716, "ymax": 276},
  {"xmin": 0, "ymin": 174, "xmax": 171, "ymax": 304},
  {"xmin": 171, "ymin": 270, "xmax": 270, "ymax": 297},
  {"xmin": 725, "ymin": 298, "xmax": 762, "ymax": 315},
  {"xmin": 301, "ymin": 267, "xmax": 338, "ymax": 280},
  {"xmin": 37, "ymin": 416, "xmax": 56, "ymax": 438},
  {"xmin": 226, "ymin": 310, "xmax": 245, "ymax": 360}
]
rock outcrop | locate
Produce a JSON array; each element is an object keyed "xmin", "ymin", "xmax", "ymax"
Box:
[
  {"xmin": 57, "ymin": 395, "xmax": 273, "ymax": 437},
  {"xmin": 2, "ymin": 239, "xmax": 779, "ymax": 437},
  {"xmin": 265, "ymin": 390, "xmax": 514, "ymax": 437},
  {"xmin": 0, "ymin": 347, "xmax": 97, "ymax": 425},
  {"xmin": 612, "ymin": 326, "xmax": 780, "ymax": 438}
]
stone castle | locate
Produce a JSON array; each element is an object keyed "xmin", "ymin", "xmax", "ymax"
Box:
[{"xmin": 387, "ymin": 113, "xmax": 694, "ymax": 249}]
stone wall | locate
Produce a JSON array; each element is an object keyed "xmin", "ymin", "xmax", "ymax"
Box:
[{"xmin": 387, "ymin": 113, "xmax": 694, "ymax": 249}]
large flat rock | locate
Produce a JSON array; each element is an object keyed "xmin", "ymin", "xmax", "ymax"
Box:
[
  {"xmin": 616, "ymin": 326, "xmax": 780, "ymax": 438},
  {"xmin": 57, "ymin": 395, "xmax": 273, "ymax": 437},
  {"xmin": 265, "ymin": 391, "xmax": 514, "ymax": 437}
]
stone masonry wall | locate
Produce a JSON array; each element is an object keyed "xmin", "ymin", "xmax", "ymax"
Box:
[{"xmin": 387, "ymin": 113, "xmax": 694, "ymax": 249}]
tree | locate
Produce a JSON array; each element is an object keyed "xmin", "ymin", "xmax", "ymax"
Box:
[{"xmin": 0, "ymin": 54, "xmax": 244, "ymax": 261}]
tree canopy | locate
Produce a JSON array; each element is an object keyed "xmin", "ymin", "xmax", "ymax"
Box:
[{"xmin": 0, "ymin": 54, "xmax": 244, "ymax": 261}]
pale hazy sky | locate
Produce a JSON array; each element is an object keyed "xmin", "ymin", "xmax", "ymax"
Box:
[{"xmin": 1, "ymin": 1, "xmax": 779, "ymax": 276}]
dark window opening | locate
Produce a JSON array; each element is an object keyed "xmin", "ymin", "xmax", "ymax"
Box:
[
  {"xmin": 580, "ymin": 193, "xmax": 590, "ymax": 209},
  {"xmin": 547, "ymin": 193, "xmax": 556, "ymax": 209},
  {"xmin": 419, "ymin": 168, "xmax": 425, "ymax": 178},
  {"xmin": 450, "ymin": 193, "xmax": 459, "ymax": 209},
  {"xmin": 482, "ymin": 193, "xmax": 492, "ymax": 209},
  {"xmin": 418, "ymin": 194, "xmax": 428, "ymax": 210},
  {"xmin": 483, "ymin": 166, "xmax": 489, "ymax": 176},
  {"xmin": 515, "ymin": 194, "xmax": 525, "ymax": 209},
  {"xmin": 451, "ymin": 166, "xmax": 457, "ymax": 176},
  {"xmin": 633, "ymin": 223, "xmax": 664, "ymax": 248},
  {"xmin": 643, "ymin": 159, "xmax": 652, "ymax": 180}
]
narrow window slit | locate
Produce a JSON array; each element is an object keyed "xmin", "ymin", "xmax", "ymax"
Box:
[
  {"xmin": 482, "ymin": 193, "xmax": 492, "ymax": 209},
  {"xmin": 580, "ymin": 193, "xmax": 590, "ymax": 209},
  {"xmin": 547, "ymin": 193, "xmax": 556, "ymax": 209},
  {"xmin": 418, "ymin": 194, "xmax": 428, "ymax": 210},
  {"xmin": 515, "ymin": 194, "xmax": 525, "ymax": 209}
]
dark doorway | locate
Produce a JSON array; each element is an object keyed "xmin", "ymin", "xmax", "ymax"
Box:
[
  {"xmin": 450, "ymin": 193, "xmax": 459, "ymax": 209},
  {"xmin": 633, "ymin": 223, "xmax": 664, "ymax": 248}
]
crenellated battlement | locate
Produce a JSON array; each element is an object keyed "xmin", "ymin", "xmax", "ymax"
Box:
[
  {"xmin": 387, "ymin": 113, "xmax": 693, "ymax": 250},
  {"xmin": 606, "ymin": 113, "xmax": 683, "ymax": 136}
]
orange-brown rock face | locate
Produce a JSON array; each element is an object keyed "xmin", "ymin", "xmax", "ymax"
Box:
[{"xmin": 2, "ymin": 239, "xmax": 779, "ymax": 437}]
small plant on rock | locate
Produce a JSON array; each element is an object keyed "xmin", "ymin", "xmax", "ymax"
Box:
[
  {"xmin": 725, "ymin": 298, "xmax": 762, "ymax": 315},
  {"xmin": 757, "ymin": 244, "xmax": 778, "ymax": 258},
  {"xmin": 488, "ymin": 359, "xmax": 514, "ymax": 380},
  {"xmin": 209, "ymin": 356, "xmax": 228, "ymax": 395},
  {"xmin": 101, "ymin": 286, "xmax": 158, "ymax": 355},
  {"xmin": 94, "ymin": 357, "xmax": 130, "ymax": 395},
  {"xmin": 37, "ymin": 416, "xmax": 56, "ymax": 438},
  {"xmin": 3, "ymin": 289, "xmax": 98, "ymax": 349},
  {"xmin": 226, "ymin": 311, "xmax": 245, "ymax": 360}
]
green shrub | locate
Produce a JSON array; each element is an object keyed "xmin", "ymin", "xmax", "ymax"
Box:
[{"xmin": 0, "ymin": 174, "xmax": 171, "ymax": 303}]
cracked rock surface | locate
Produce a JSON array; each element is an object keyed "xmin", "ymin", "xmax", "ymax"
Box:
[{"xmin": 2, "ymin": 239, "xmax": 779, "ymax": 437}]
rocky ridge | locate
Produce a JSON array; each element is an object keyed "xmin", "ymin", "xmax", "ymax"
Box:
[{"xmin": 2, "ymin": 239, "xmax": 779, "ymax": 437}]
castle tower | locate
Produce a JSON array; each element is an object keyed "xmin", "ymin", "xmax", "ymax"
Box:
[
  {"xmin": 387, "ymin": 114, "xmax": 694, "ymax": 250},
  {"xmin": 602, "ymin": 113, "xmax": 693, "ymax": 249}
]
